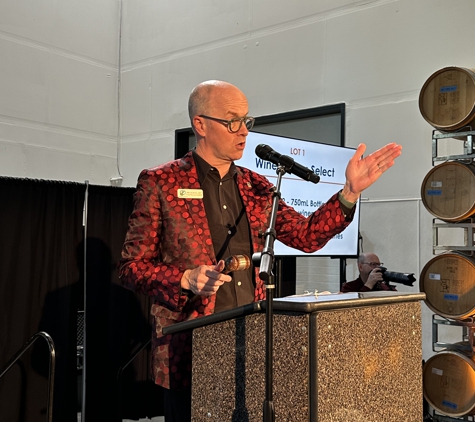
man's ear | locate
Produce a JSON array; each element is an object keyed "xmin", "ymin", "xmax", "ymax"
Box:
[{"xmin": 193, "ymin": 115, "xmax": 206, "ymax": 137}]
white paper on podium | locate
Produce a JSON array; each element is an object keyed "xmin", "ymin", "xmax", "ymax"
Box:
[{"xmin": 274, "ymin": 292, "xmax": 359, "ymax": 303}]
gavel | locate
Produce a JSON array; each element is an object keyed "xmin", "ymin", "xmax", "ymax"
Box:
[
  {"xmin": 186, "ymin": 255, "xmax": 251, "ymax": 303},
  {"xmin": 222, "ymin": 254, "xmax": 251, "ymax": 274}
]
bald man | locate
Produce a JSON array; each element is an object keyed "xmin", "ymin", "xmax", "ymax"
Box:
[
  {"xmin": 341, "ymin": 252, "xmax": 397, "ymax": 292},
  {"xmin": 119, "ymin": 80, "xmax": 401, "ymax": 420}
]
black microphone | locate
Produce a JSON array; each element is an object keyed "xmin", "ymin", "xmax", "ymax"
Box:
[{"xmin": 255, "ymin": 144, "xmax": 320, "ymax": 184}]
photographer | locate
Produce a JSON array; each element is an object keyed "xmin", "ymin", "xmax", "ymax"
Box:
[{"xmin": 341, "ymin": 252, "xmax": 397, "ymax": 292}]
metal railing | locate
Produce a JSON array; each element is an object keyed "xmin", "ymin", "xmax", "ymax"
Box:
[{"xmin": 0, "ymin": 331, "xmax": 56, "ymax": 422}]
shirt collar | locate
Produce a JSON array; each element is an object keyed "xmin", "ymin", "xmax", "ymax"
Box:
[{"xmin": 192, "ymin": 149, "xmax": 237, "ymax": 184}]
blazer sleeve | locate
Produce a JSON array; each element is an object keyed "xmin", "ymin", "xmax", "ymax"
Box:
[
  {"xmin": 118, "ymin": 169, "xmax": 189, "ymax": 311},
  {"xmin": 275, "ymin": 191, "xmax": 355, "ymax": 254},
  {"xmin": 240, "ymin": 168, "xmax": 356, "ymax": 255}
]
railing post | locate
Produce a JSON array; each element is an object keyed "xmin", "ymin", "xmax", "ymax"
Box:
[{"xmin": 0, "ymin": 331, "xmax": 56, "ymax": 422}]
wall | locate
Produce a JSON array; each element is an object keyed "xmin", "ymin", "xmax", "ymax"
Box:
[
  {"xmin": 2, "ymin": 0, "xmax": 474, "ymax": 363},
  {"xmin": 0, "ymin": 0, "xmax": 120, "ymax": 183}
]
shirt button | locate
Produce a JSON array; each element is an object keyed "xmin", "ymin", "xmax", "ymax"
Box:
[
  {"xmin": 237, "ymin": 281, "xmax": 242, "ymax": 286},
  {"xmin": 223, "ymin": 205, "xmax": 227, "ymax": 209}
]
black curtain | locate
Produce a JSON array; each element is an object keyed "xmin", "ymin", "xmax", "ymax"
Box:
[
  {"xmin": 0, "ymin": 178, "xmax": 84, "ymax": 422},
  {"xmin": 0, "ymin": 178, "xmax": 163, "ymax": 422},
  {"xmin": 84, "ymin": 185, "xmax": 162, "ymax": 421}
]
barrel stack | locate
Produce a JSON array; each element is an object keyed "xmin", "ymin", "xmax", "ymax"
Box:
[{"xmin": 419, "ymin": 67, "xmax": 475, "ymax": 419}]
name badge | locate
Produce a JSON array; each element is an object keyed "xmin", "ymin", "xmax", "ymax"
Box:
[{"xmin": 177, "ymin": 189, "xmax": 203, "ymax": 199}]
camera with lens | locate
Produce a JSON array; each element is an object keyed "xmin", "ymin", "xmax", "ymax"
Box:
[{"xmin": 378, "ymin": 266, "xmax": 416, "ymax": 287}]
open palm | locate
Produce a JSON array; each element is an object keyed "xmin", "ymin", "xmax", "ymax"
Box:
[{"xmin": 344, "ymin": 142, "xmax": 402, "ymax": 201}]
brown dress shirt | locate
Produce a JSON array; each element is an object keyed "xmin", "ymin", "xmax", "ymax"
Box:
[{"xmin": 193, "ymin": 151, "xmax": 254, "ymax": 312}]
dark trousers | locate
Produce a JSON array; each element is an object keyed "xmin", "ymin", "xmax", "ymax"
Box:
[{"xmin": 163, "ymin": 386, "xmax": 192, "ymax": 422}]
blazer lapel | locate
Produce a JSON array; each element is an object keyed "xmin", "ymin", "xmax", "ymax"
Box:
[{"xmin": 175, "ymin": 153, "xmax": 215, "ymax": 261}]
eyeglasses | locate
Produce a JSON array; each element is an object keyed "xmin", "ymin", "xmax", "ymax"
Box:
[
  {"xmin": 199, "ymin": 115, "xmax": 255, "ymax": 133},
  {"xmin": 362, "ymin": 262, "xmax": 383, "ymax": 267}
]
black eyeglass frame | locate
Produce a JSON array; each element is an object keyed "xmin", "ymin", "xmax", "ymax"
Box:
[{"xmin": 198, "ymin": 114, "xmax": 255, "ymax": 133}]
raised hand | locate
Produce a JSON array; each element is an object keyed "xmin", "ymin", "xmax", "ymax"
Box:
[{"xmin": 342, "ymin": 142, "xmax": 402, "ymax": 203}]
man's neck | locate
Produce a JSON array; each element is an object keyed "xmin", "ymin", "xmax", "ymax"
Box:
[{"xmin": 194, "ymin": 148, "xmax": 232, "ymax": 178}]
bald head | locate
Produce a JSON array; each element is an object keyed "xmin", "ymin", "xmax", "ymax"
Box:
[
  {"xmin": 358, "ymin": 252, "xmax": 381, "ymax": 264},
  {"xmin": 188, "ymin": 80, "xmax": 246, "ymax": 132},
  {"xmin": 187, "ymin": 80, "xmax": 250, "ymax": 174}
]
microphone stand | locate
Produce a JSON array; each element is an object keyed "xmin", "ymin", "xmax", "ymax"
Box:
[{"xmin": 253, "ymin": 165, "xmax": 287, "ymax": 422}]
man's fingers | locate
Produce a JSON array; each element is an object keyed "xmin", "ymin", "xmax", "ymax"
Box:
[
  {"xmin": 187, "ymin": 264, "xmax": 232, "ymax": 296},
  {"xmin": 214, "ymin": 260, "xmax": 226, "ymax": 273}
]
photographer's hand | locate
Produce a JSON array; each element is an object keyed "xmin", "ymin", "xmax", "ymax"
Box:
[{"xmin": 364, "ymin": 268, "xmax": 383, "ymax": 290}]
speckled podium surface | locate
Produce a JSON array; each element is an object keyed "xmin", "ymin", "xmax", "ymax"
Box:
[{"xmin": 169, "ymin": 291, "xmax": 425, "ymax": 422}]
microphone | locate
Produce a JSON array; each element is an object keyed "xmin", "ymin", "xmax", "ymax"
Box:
[
  {"xmin": 255, "ymin": 144, "xmax": 320, "ymax": 184},
  {"xmin": 222, "ymin": 254, "xmax": 251, "ymax": 274}
]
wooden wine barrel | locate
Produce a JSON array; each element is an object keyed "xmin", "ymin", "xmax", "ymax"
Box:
[
  {"xmin": 419, "ymin": 66, "xmax": 475, "ymax": 131},
  {"xmin": 423, "ymin": 351, "xmax": 475, "ymax": 417},
  {"xmin": 420, "ymin": 252, "xmax": 475, "ymax": 319},
  {"xmin": 421, "ymin": 161, "xmax": 475, "ymax": 222}
]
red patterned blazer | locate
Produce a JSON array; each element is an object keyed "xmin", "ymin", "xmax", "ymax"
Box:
[{"xmin": 119, "ymin": 151, "xmax": 354, "ymax": 389}]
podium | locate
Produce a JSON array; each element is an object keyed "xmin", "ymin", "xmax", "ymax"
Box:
[{"xmin": 163, "ymin": 291, "xmax": 425, "ymax": 422}]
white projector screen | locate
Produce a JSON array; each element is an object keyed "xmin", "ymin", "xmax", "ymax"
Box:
[{"xmin": 238, "ymin": 132, "xmax": 360, "ymax": 257}]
